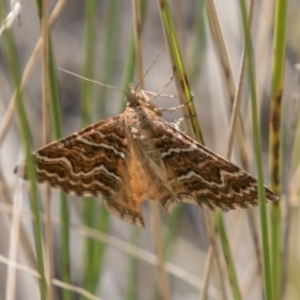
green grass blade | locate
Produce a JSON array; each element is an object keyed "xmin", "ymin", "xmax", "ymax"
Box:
[
  {"xmin": 0, "ymin": 9, "xmax": 47, "ymax": 300},
  {"xmin": 238, "ymin": 0, "xmax": 273, "ymax": 299},
  {"xmin": 157, "ymin": 0, "xmax": 203, "ymax": 143},
  {"xmin": 215, "ymin": 212, "xmax": 242, "ymax": 300},
  {"xmin": 84, "ymin": 204, "xmax": 110, "ymax": 295},
  {"xmin": 269, "ymin": 1, "xmax": 287, "ymax": 299},
  {"xmin": 46, "ymin": 42, "xmax": 73, "ymax": 300},
  {"xmin": 81, "ymin": 0, "xmax": 98, "ymax": 127}
]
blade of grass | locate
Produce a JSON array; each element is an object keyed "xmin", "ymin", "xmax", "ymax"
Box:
[
  {"xmin": 49, "ymin": 45, "xmax": 73, "ymax": 300},
  {"xmin": 157, "ymin": 0, "xmax": 203, "ymax": 143},
  {"xmin": 269, "ymin": 1, "xmax": 287, "ymax": 299},
  {"xmin": 40, "ymin": 10, "xmax": 74, "ymax": 300},
  {"xmin": 204, "ymin": 0, "xmax": 250, "ymax": 171},
  {"xmin": 81, "ymin": 0, "xmax": 98, "ymax": 127},
  {"xmin": 215, "ymin": 212, "xmax": 242, "ymax": 300},
  {"xmin": 40, "ymin": 1, "xmax": 55, "ymax": 299},
  {"xmin": 0, "ymin": 6, "xmax": 47, "ymax": 300},
  {"xmin": 238, "ymin": 0, "xmax": 273, "ymax": 299},
  {"xmin": 286, "ymin": 65, "xmax": 300, "ymax": 298},
  {"xmin": 224, "ymin": 1, "xmax": 265, "ymax": 296},
  {"xmin": 131, "ymin": 0, "xmax": 144, "ymax": 88}
]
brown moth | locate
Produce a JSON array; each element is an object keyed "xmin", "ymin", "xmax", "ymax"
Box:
[{"xmin": 15, "ymin": 85, "xmax": 278, "ymax": 226}]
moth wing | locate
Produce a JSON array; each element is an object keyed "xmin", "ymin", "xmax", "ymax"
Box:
[{"xmin": 148, "ymin": 117, "xmax": 278, "ymax": 211}]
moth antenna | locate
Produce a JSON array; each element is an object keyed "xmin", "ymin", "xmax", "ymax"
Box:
[
  {"xmin": 58, "ymin": 68, "xmax": 127, "ymax": 95},
  {"xmin": 135, "ymin": 44, "xmax": 166, "ymax": 90}
]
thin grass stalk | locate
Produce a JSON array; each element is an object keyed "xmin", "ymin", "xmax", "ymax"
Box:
[
  {"xmin": 156, "ymin": 0, "xmax": 203, "ymax": 143},
  {"xmin": 212, "ymin": 2, "xmax": 258, "ymax": 299},
  {"xmin": 285, "ymin": 66, "xmax": 300, "ymax": 299},
  {"xmin": 0, "ymin": 17, "xmax": 47, "ymax": 300},
  {"xmin": 35, "ymin": 2, "xmax": 61, "ymax": 298},
  {"xmin": 164, "ymin": 0, "xmax": 201, "ymax": 266},
  {"xmin": 200, "ymin": 211, "xmax": 228, "ymax": 300},
  {"xmin": 131, "ymin": 0, "xmax": 144, "ymax": 88},
  {"xmin": 41, "ymin": 0, "xmax": 55, "ymax": 299},
  {"xmin": 198, "ymin": 246, "xmax": 214, "ymax": 300},
  {"xmin": 46, "ymin": 46, "xmax": 73, "ymax": 300},
  {"xmin": 204, "ymin": 7, "xmax": 255, "ymax": 295},
  {"xmin": 269, "ymin": 1, "xmax": 287, "ymax": 299},
  {"xmin": 81, "ymin": 0, "xmax": 97, "ymax": 127},
  {"xmin": 215, "ymin": 212, "xmax": 242, "ymax": 300},
  {"xmin": 46, "ymin": 5, "xmax": 73, "ymax": 296},
  {"xmin": 125, "ymin": 227, "xmax": 140, "ymax": 300},
  {"xmin": 226, "ymin": 0, "xmax": 255, "ymax": 160},
  {"xmin": 227, "ymin": 24, "xmax": 265, "ymax": 293},
  {"xmin": 204, "ymin": 0, "xmax": 249, "ymax": 171},
  {"xmin": 238, "ymin": 0, "xmax": 273, "ymax": 299},
  {"xmin": 225, "ymin": 1, "xmax": 264, "ymax": 295},
  {"xmin": 246, "ymin": 208, "xmax": 264, "ymax": 298},
  {"xmin": 5, "ymin": 181, "xmax": 23, "ymax": 299}
]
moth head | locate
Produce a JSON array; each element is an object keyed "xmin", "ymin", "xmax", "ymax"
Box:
[
  {"xmin": 126, "ymin": 84, "xmax": 146, "ymax": 107},
  {"xmin": 126, "ymin": 84, "xmax": 162, "ymax": 116}
]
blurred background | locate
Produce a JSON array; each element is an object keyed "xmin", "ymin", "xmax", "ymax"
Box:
[{"xmin": 0, "ymin": 0, "xmax": 299, "ymax": 299}]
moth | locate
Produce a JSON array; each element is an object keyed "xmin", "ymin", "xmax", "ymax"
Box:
[{"xmin": 15, "ymin": 85, "xmax": 278, "ymax": 226}]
